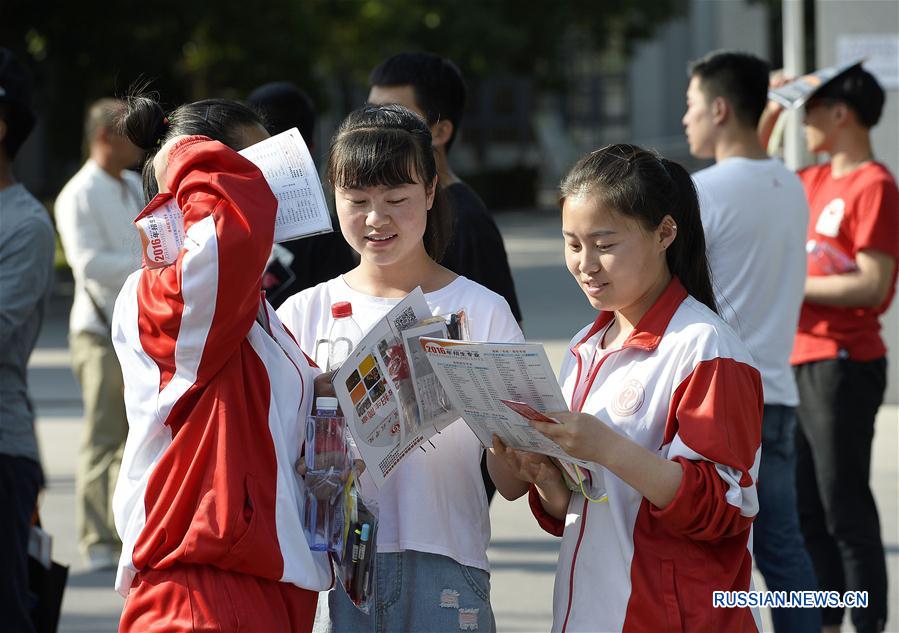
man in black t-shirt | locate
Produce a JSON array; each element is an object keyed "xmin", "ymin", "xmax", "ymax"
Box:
[
  {"xmin": 368, "ymin": 53, "xmax": 523, "ymax": 504},
  {"xmin": 248, "ymin": 82, "xmax": 356, "ymax": 308},
  {"xmin": 367, "ymin": 53, "xmax": 522, "ymax": 325}
]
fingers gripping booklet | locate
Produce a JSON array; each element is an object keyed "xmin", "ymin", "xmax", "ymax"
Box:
[
  {"xmin": 418, "ymin": 338, "xmax": 596, "ymax": 475},
  {"xmin": 330, "ymin": 286, "xmax": 595, "ymax": 487},
  {"xmin": 136, "ymin": 128, "xmax": 333, "ymax": 268}
]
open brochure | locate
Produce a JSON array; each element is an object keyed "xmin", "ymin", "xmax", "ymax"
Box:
[
  {"xmin": 768, "ymin": 58, "xmax": 865, "ymax": 110},
  {"xmin": 136, "ymin": 127, "xmax": 332, "ymax": 267},
  {"xmin": 332, "ymin": 288, "xmax": 462, "ymax": 487},
  {"xmin": 419, "ymin": 338, "xmax": 596, "ymax": 473}
]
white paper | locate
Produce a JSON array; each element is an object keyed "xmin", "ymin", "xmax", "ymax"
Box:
[
  {"xmin": 768, "ymin": 58, "xmax": 866, "ymax": 110},
  {"xmin": 420, "ymin": 338, "xmax": 596, "ymax": 471},
  {"xmin": 135, "ymin": 199, "xmax": 186, "ymax": 269},
  {"xmin": 402, "ymin": 321, "xmax": 457, "ymax": 433},
  {"xmin": 28, "ymin": 525, "xmax": 52, "ymax": 570},
  {"xmin": 238, "ymin": 128, "xmax": 333, "ymax": 243}
]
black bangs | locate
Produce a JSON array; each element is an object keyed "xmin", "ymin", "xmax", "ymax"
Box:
[{"xmin": 328, "ymin": 128, "xmax": 430, "ymax": 190}]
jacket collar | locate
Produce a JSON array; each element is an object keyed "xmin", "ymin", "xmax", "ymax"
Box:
[{"xmin": 571, "ymin": 276, "xmax": 688, "ymax": 355}]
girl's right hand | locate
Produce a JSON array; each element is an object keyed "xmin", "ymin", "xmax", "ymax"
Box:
[{"xmin": 491, "ymin": 436, "xmax": 563, "ymax": 488}]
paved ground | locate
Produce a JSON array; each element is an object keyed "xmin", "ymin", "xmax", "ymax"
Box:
[{"xmin": 27, "ymin": 209, "xmax": 898, "ymax": 632}]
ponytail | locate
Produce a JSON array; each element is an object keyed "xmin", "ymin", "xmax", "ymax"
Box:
[
  {"xmin": 560, "ymin": 144, "xmax": 717, "ymax": 314},
  {"xmin": 122, "ymin": 83, "xmax": 265, "ymax": 201},
  {"xmin": 659, "ymin": 158, "xmax": 717, "ymax": 313}
]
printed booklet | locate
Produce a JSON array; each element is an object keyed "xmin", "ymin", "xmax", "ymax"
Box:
[
  {"xmin": 332, "ymin": 288, "xmax": 460, "ymax": 487},
  {"xmin": 331, "ymin": 287, "xmax": 594, "ymax": 486},
  {"xmin": 419, "ymin": 338, "xmax": 596, "ymax": 475},
  {"xmin": 768, "ymin": 58, "xmax": 865, "ymax": 110}
]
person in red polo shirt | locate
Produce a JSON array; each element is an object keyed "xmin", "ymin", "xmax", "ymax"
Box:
[{"xmin": 782, "ymin": 65, "xmax": 898, "ymax": 633}]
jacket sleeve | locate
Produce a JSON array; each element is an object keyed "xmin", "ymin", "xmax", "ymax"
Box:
[
  {"xmin": 134, "ymin": 136, "xmax": 277, "ymax": 388},
  {"xmin": 650, "ymin": 356, "xmax": 763, "ymax": 541},
  {"xmin": 528, "ymin": 484, "xmax": 565, "ymax": 537}
]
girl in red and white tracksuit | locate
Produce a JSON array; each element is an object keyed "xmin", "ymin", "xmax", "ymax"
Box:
[
  {"xmin": 491, "ymin": 144, "xmax": 763, "ymax": 632},
  {"xmin": 111, "ymin": 96, "xmax": 331, "ymax": 632}
]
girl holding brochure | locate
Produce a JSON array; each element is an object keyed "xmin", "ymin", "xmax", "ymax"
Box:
[
  {"xmin": 277, "ymin": 104, "xmax": 522, "ymax": 633},
  {"xmin": 491, "ymin": 145, "xmax": 764, "ymax": 632},
  {"xmin": 112, "ymin": 94, "xmax": 334, "ymax": 632}
]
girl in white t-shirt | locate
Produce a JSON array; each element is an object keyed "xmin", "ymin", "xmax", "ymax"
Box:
[{"xmin": 277, "ymin": 104, "xmax": 521, "ymax": 633}]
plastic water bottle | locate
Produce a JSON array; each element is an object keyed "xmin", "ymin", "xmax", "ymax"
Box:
[
  {"xmin": 304, "ymin": 395, "xmax": 348, "ymax": 552},
  {"xmin": 327, "ymin": 302, "xmax": 363, "ymax": 371}
]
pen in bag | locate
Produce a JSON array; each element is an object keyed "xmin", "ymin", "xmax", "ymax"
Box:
[{"xmin": 352, "ymin": 523, "xmax": 371, "ymax": 602}]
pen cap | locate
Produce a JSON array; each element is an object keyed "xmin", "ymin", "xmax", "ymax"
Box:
[{"xmin": 360, "ymin": 523, "xmax": 371, "ymax": 541}]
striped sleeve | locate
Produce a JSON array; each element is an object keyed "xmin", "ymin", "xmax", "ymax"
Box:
[
  {"xmin": 136, "ymin": 137, "xmax": 277, "ymax": 392},
  {"xmin": 651, "ymin": 357, "xmax": 763, "ymax": 541},
  {"xmin": 528, "ymin": 484, "xmax": 565, "ymax": 537}
]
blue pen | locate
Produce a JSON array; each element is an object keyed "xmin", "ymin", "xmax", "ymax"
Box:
[{"xmin": 353, "ymin": 523, "xmax": 371, "ymax": 600}]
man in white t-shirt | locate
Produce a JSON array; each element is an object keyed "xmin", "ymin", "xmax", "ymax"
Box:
[
  {"xmin": 683, "ymin": 50, "xmax": 818, "ymax": 633},
  {"xmin": 55, "ymin": 98, "xmax": 143, "ymax": 570}
]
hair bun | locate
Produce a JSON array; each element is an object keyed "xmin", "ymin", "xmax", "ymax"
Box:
[{"xmin": 123, "ymin": 94, "xmax": 168, "ymax": 151}]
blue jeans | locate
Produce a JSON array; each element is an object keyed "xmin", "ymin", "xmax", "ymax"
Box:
[
  {"xmin": 754, "ymin": 404, "xmax": 821, "ymax": 633},
  {"xmin": 329, "ymin": 550, "xmax": 495, "ymax": 633}
]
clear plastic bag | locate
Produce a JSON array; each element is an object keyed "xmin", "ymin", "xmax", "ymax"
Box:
[
  {"xmin": 302, "ymin": 414, "xmax": 350, "ymax": 552},
  {"xmin": 334, "ymin": 476, "xmax": 379, "ymax": 614}
]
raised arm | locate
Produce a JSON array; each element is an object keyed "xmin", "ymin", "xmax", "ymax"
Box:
[{"xmin": 132, "ymin": 135, "xmax": 277, "ymax": 385}]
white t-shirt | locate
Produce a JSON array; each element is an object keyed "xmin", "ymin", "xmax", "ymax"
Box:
[
  {"xmin": 277, "ymin": 274, "xmax": 524, "ymax": 571},
  {"xmin": 55, "ymin": 160, "xmax": 143, "ymax": 337},
  {"xmin": 693, "ymin": 157, "xmax": 809, "ymax": 406}
]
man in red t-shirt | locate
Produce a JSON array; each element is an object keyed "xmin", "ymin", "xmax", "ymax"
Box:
[{"xmin": 767, "ymin": 65, "xmax": 898, "ymax": 633}]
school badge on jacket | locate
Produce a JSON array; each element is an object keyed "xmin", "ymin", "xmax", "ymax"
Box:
[{"xmin": 612, "ymin": 378, "xmax": 645, "ymax": 417}]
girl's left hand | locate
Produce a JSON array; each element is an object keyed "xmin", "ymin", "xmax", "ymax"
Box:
[{"xmin": 530, "ymin": 411, "xmax": 610, "ymax": 464}]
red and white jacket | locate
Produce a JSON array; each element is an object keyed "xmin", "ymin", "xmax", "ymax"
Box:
[
  {"xmin": 531, "ymin": 278, "xmax": 763, "ymax": 633},
  {"xmin": 111, "ymin": 137, "xmax": 332, "ymax": 596}
]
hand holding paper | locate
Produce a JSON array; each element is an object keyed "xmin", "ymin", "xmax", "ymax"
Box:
[
  {"xmin": 491, "ymin": 435, "xmax": 564, "ymax": 489},
  {"xmin": 527, "ymin": 410, "xmax": 610, "ymax": 464}
]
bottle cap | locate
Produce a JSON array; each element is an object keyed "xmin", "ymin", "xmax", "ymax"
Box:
[
  {"xmin": 331, "ymin": 301, "xmax": 353, "ymax": 318},
  {"xmin": 315, "ymin": 396, "xmax": 339, "ymax": 411}
]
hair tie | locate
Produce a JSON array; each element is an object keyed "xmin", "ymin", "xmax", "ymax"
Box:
[{"xmin": 155, "ymin": 115, "xmax": 170, "ymax": 147}]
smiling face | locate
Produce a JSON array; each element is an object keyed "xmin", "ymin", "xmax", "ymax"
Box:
[
  {"xmin": 336, "ymin": 178, "xmax": 436, "ymax": 270},
  {"xmin": 682, "ymin": 76, "xmax": 716, "ymax": 159},
  {"xmin": 562, "ymin": 193, "xmax": 674, "ymax": 323}
]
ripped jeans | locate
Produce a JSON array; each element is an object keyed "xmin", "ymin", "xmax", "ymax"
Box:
[{"xmin": 329, "ymin": 550, "xmax": 495, "ymax": 633}]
